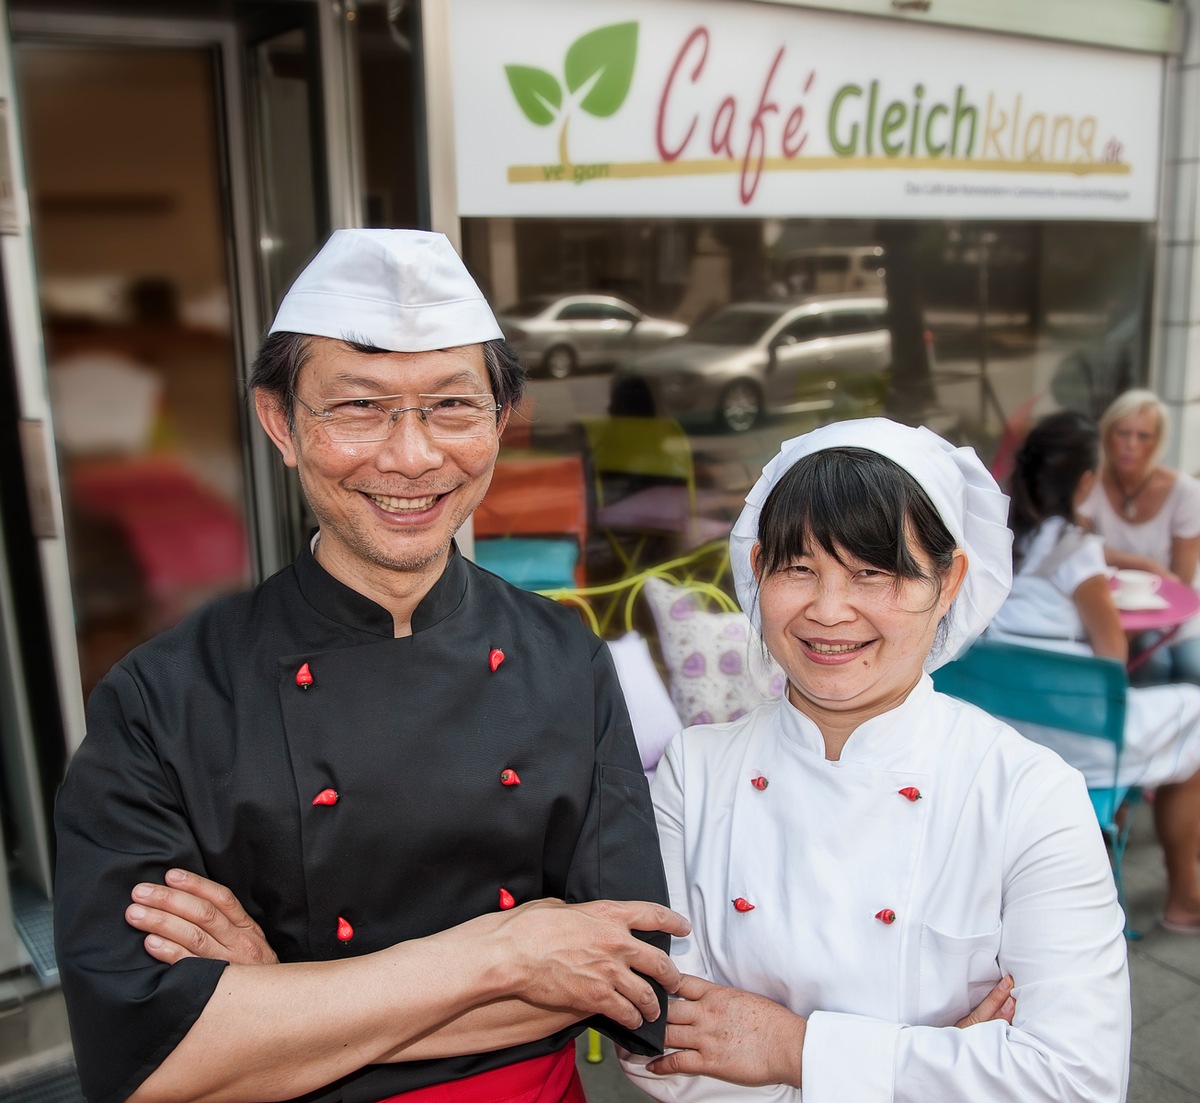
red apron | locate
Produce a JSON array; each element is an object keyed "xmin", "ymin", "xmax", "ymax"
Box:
[{"xmin": 377, "ymin": 1043, "xmax": 587, "ymax": 1103}]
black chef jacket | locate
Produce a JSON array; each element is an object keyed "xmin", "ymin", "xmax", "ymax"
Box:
[{"xmin": 54, "ymin": 539, "xmax": 670, "ymax": 1103}]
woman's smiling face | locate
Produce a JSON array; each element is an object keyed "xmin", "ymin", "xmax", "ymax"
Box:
[{"xmin": 753, "ymin": 539, "xmax": 966, "ymax": 738}]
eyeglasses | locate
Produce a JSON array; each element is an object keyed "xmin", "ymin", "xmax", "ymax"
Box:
[{"xmin": 292, "ymin": 392, "xmax": 503, "ymax": 442}]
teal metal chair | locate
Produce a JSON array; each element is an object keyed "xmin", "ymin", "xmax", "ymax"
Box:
[
  {"xmin": 932, "ymin": 638, "xmax": 1140, "ymax": 937},
  {"xmin": 473, "ymin": 536, "xmax": 580, "ymax": 592}
]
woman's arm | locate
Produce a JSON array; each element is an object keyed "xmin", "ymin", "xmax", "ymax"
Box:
[
  {"xmin": 1073, "ymin": 574, "xmax": 1129, "ymax": 663},
  {"xmin": 886, "ymin": 766, "xmax": 1129, "ymax": 1103},
  {"xmin": 1099, "ymin": 545, "xmax": 1178, "ymax": 579},
  {"xmin": 1170, "ymin": 533, "xmax": 1200, "ymax": 586}
]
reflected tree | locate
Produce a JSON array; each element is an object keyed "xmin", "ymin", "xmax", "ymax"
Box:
[{"xmin": 879, "ymin": 222, "xmax": 935, "ymax": 420}]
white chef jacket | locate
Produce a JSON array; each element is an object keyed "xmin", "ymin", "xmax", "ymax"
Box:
[{"xmin": 620, "ymin": 676, "xmax": 1131, "ymax": 1102}]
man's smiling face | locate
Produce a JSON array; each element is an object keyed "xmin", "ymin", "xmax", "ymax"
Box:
[{"xmin": 261, "ymin": 338, "xmax": 502, "ymax": 590}]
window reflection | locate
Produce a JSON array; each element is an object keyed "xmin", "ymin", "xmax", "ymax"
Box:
[
  {"xmin": 17, "ymin": 44, "xmax": 252, "ymax": 698},
  {"xmin": 460, "ymin": 216, "xmax": 1153, "ymax": 591}
]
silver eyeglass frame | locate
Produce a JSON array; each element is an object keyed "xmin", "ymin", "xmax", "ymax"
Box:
[{"xmin": 290, "ymin": 391, "xmax": 504, "ymax": 441}]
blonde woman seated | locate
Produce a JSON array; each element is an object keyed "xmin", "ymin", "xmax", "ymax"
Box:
[
  {"xmin": 989, "ymin": 410, "xmax": 1200, "ymax": 934},
  {"xmin": 1079, "ymin": 389, "xmax": 1200, "ymax": 684},
  {"xmin": 620, "ymin": 418, "xmax": 1131, "ymax": 1102}
]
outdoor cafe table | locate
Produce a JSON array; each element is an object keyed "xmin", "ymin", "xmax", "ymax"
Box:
[{"xmin": 1117, "ymin": 576, "xmax": 1200, "ymax": 674}]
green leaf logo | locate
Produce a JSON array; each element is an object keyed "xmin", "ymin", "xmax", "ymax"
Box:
[
  {"xmin": 505, "ymin": 22, "xmax": 638, "ymax": 167},
  {"xmin": 565, "ymin": 22, "xmax": 637, "ymax": 118},
  {"xmin": 504, "ymin": 65, "xmax": 562, "ymax": 127}
]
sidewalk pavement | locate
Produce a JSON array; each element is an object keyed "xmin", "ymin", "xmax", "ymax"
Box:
[{"xmin": 577, "ymin": 799, "xmax": 1200, "ymax": 1102}]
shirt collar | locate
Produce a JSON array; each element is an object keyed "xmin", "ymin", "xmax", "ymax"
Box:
[
  {"xmin": 294, "ymin": 530, "xmax": 469, "ymax": 636},
  {"xmin": 778, "ymin": 674, "xmax": 934, "ymax": 764}
]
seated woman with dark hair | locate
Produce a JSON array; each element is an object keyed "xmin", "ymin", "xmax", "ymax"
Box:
[
  {"xmin": 989, "ymin": 409, "xmax": 1200, "ymax": 934},
  {"xmin": 620, "ymin": 418, "xmax": 1132, "ymax": 1102}
]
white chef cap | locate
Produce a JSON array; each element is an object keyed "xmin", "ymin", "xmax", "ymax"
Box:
[
  {"xmin": 730, "ymin": 417, "xmax": 1012, "ymax": 671},
  {"xmin": 268, "ymin": 229, "xmax": 503, "ymax": 351}
]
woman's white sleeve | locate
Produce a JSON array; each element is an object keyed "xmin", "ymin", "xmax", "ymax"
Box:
[{"xmin": 804, "ymin": 766, "xmax": 1130, "ymax": 1103}]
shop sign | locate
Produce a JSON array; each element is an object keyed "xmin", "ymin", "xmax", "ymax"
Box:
[{"xmin": 448, "ymin": 0, "xmax": 1162, "ymax": 221}]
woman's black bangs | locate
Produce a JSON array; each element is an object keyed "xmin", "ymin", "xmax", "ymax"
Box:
[{"xmin": 759, "ymin": 449, "xmax": 920, "ymax": 577}]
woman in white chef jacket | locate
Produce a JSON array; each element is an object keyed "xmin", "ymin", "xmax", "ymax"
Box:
[{"xmin": 620, "ymin": 418, "xmax": 1131, "ymax": 1103}]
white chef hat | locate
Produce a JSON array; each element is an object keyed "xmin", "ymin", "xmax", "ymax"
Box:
[
  {"xmin": 730, "ymin": 417, "xmax": 1012, "ymax": 671},
  {"xmin": 268, "ymin": 229, "xmax": 503, "ymax": 351}
]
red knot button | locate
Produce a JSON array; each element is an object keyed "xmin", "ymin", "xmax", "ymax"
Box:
[
  {"xmin": 336, "ymin": 916, "xmax": 354, "ymax": 941},
  {"xmin": 875, "ymin": 909, "xmax": 897, "ymax": 925},
  {"xmin": 732, "ymin": 897, "xmax": 755, "ymax": 912},
  {"xmin": 312, "ymin": 788, "xmax": 338, "ymax": 806}
]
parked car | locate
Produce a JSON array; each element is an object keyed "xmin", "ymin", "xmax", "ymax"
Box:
[
  {"xmin": 776, "ymin": 245, "xmax": 886, "ymax": 297},
  {"xmin": 610, "ymin": 295, "xmax": 891, "ymax": 432},
  {"xmin": 496, "ymin": 293, "xmax": 688, "ymax": 379}
]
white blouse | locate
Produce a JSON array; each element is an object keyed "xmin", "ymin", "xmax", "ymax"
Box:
[
  {"xmin": 988, "ymin": 517, "xmax": 1103, "ymax": 649},
  {"xmin": 620, "ymin": 678, "xmax": 1130, "ymax": 1102},
  {"xmin": 1080, "ymin": 471, "xmax": 1200, "ymax": 566},
  {"xmin": 1080, "ymin": 472, "xmax": 1200, "ymax": 643}
]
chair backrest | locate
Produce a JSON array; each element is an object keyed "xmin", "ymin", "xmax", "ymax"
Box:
[
  {"xmin": 933, "ymin": 639, "xmax": 1138, "ymax": 935},
  {"xmin": 579, "ymin": 416, "xmax": 697, "ymax": 510},
  {"xmin": 541, "ymin": 539, "xmax": 734, "ymax": 638},
  {"xmin": 931, "ymin": 638, "xmax": 1127, "ymax": 750}
]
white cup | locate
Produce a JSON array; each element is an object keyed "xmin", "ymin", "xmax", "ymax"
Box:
[{"xmin": 1115, "ymin": 569, "xmax": 1161, "ymax": 604}]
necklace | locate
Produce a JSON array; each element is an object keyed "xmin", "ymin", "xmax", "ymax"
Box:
[{"xmin": 1112, "ymin": 469, "xmax": 1156, "ymax": 520}]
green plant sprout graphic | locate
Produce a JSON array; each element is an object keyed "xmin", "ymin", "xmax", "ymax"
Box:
[{"xmin": 505, "ymin": 22, "xmax": 637, "ymax": 171}]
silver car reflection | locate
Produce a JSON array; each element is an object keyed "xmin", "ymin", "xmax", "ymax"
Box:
[
  {"xmin": 610, "ymin": 296, "xmax": 891, "ymax": 432},
  {"xmin": 497, "ymin": 294, "xmax": 688, "ymax": 380}
]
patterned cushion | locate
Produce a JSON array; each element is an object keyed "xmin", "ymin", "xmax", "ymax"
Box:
[{"xmin": 642, "ymin": 576, "xmax": 785, "ymax": 727}]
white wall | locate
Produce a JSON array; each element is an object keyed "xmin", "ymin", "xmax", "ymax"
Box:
[{"xmin": 1158, "ymin": 2, "xmax": 1200, "ymax": 473}]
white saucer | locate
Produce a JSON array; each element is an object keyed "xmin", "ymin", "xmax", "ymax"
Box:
[{"xmin": 1113, "ymin": 591, "xmax": 1169, "ymax": 611}]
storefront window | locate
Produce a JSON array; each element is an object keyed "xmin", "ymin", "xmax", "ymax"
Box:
[{"xmin": 459, "ymin": 215, "xmax": 1153, "ymax": 590}]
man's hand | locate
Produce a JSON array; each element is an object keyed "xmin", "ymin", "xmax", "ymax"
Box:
[
  {"xmin": 647, "ymin": 974, "xmax": 805, "ymax": 1087},
  {"xmin": 127, "ymin": 872, "xmax": 690, "ymax": 1032},
  {"xmin": 127, "ymin": 869, "xmax": 278, "ymax": 966},
  {"xmin": 480, "ymin": 897, "xmax": 689, "ymax": 1030}
]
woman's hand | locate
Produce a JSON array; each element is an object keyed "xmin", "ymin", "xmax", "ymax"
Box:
[
  {"xmin": 955, "ymin": 974, "xmax": 1015, "ymax": 1028},
  {"xmin": 646, "ymin": 974, "xmax": 806, "ymax": 1088}
]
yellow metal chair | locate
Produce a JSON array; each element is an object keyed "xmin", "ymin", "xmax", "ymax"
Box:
[
  {"xmin": 539, "ymin": 539, "xmax": 735, "ymax": 639},
  {"xmin": 579, "ymin": 416, "xmax": 733, "ymax": 572}
]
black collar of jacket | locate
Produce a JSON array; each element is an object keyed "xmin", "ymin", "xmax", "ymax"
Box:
[{"xmin": 294, "ymin": 530, "xmax": 469, "ymax": 636}]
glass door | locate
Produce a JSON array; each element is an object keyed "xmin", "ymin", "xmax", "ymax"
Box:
[{"xmin": 0, "ymin": 4, "xmax": 342, "ymax": 966}]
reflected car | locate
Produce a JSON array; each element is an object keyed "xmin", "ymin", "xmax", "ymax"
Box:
[
  {"xmin": 497, "ymin": 294, "xmax": 688, "ymax": 380},
  {"xmin": 610, "ymin": 296, "xmax": 891, "ymax": 433}
]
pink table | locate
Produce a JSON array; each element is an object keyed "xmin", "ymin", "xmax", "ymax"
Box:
[{"xmin": 1113, "ymin": 577, "xmax": 1200, "ymax": 673}]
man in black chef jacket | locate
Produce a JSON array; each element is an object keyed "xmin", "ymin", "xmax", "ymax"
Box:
[{"xmin": 53, "ymin": 229, "xmax": 688, "ymax": 1103}]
